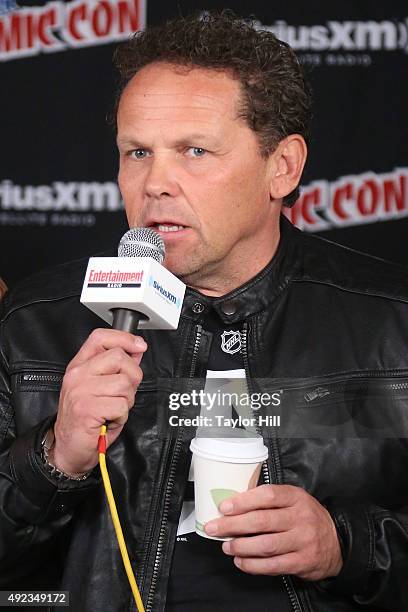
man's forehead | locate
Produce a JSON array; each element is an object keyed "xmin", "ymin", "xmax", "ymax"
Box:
[
  {"xmin": 119, "ymin": 63, "xmax": 242, "ymax": 116},
  {"xmin": 122, "ymin": 92, "xmax": 230, "ymax": 112}
]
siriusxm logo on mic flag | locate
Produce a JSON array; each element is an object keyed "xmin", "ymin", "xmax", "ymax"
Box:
[
  {"xmin": 149, "ymin": 276, "xmax": 181, "ymax": 309},
  {"xmin": 81, "ymin": 257, "xmax": 186, "ymax": 330}
]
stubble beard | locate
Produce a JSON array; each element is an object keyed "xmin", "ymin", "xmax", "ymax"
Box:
[{"xmin": 164, "ymin": 241, "xmax": 226, "ymax": 290}]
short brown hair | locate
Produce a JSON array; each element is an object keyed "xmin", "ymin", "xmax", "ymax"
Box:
[{"xmin": 114, "ymin": 11, "xmax": 312, "ymax": 206}]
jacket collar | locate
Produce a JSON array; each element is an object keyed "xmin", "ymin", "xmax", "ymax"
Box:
[{"xmin": 181, "ymin": 215, "xmax": 301, "ymax": 324}]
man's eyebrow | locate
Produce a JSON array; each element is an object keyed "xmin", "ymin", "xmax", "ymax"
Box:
[
  {"xmin": 116, "ymin": 137, "xmax": 142, "ymax": 147},
  {"xmin": 173, "ymin": 134, "xmax": 213, "ymax": 145},
  {"xmin": 116, "ymin": 134, "xmax": 215, "ymax": 147}
]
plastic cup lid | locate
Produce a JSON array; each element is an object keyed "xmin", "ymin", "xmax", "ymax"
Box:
[{"xmin": 190, "ymin": 433, "xmax": 268, "ymax": 464}]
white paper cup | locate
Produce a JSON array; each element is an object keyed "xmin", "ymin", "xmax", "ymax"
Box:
[{"xmin": 190, "ymin": 433, "xmax": 268, "ymax": 541}]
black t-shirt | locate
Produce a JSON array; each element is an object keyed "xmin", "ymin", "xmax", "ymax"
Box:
[{"xmin": 165, "ymin": 307, "xmax": 293, "ymax": 611}]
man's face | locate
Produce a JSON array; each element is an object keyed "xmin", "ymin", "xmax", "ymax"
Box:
[{"xmin": 117, "ymin": 62, "xmax": 279, "ymax": 293}]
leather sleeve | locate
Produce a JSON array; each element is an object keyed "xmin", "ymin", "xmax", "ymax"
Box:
[
  {"xmin": 0, "ymin": 323, "xmax": 99, "ymax": 586},
  {"xmin": 319, "ymin": 500, "xmax": 408, "ymax": 610}
]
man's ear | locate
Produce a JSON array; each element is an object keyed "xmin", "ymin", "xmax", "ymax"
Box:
[{"xmin": 268, "ymin": 134, "xmax": 307, "ymax": 201}]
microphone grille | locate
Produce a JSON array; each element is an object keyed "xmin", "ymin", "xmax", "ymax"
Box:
[{"xmin": 118, "ymin": 227, "xmax": 165, "ymax": 263}]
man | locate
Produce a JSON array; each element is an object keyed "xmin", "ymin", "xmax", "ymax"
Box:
[{"xmin": 1, "ymin": 12, "xmax": 408, "ymax": 612}]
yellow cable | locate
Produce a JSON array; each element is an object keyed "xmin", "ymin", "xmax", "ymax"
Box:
[{"xmin": 98, "ymin": 425, "xmax": 145, "ymax": 612}]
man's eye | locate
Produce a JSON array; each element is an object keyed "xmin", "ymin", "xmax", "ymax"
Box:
[
  {"xmin": 130, "ymin": 149, "xmax": 149, "ymax": 159},
  {"xmin": 187, "ymin": 147, "xmax": 206, "ymax": 157}
]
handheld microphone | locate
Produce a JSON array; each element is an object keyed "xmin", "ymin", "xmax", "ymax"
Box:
[
  {"xmin": 80, "ymin": 228, "xmax": 186, "ymax": 333},
  {"xmin": 111, "ymin": 228, "xmax": 165, "ymax": 334}
]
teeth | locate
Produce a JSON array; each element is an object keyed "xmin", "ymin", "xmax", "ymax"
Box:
[{"xmin": 157, "ymin": 224, "xmax": 184, "ymax": 232}]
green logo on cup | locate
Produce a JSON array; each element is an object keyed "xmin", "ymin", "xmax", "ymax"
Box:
[{"xmin": 211, "ymin": 489, "xmax": 239, "ymax": 509}]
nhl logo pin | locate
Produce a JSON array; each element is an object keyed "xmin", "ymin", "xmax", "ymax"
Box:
[{"xmin": 221, "ymin": 330, "xmax": 242, "ymax": 354}]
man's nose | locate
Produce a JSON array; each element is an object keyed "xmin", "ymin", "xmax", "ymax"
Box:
[{"xmin": 144, "ymin": 154, "xmax": 180, "ymax": 198}]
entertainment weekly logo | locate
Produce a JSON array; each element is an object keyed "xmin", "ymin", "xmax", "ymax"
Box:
[
  {"xmin": 0, "ymin": 0, "xmax": 146, "ymax": 62},
  {"xmin": 284, "ymin": 168, "xmax": 408, "ymax": 231},
  {"xmin": 88, "ymin": 269, "xmax": 144, "ymax": 286}
]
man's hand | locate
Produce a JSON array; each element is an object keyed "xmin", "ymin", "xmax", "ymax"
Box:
[
  {"xmin": 49, "ymin": 328, "xmax": 147, "ymax": 476},
  {"xmin": 204, "ymin": 484, "xmax": 343, "ymax": 581}
]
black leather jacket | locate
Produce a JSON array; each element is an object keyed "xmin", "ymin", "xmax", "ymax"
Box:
[{"xmin": 1, "ymin": 217, "xmax": 408, "ymax": 612}]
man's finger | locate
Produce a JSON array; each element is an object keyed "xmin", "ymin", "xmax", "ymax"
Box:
[
  {"xmin": 205, "ymin": 507, "xmax": 294, "ymax": 538},
  {"xmin": 218, "ymin": 484, "xmax": 302, "ymax": 516},
  {"xmin": 67, "ymin": 328, "xmax": 147, "ymax": 368},
  {"xmin": 85, "ymin": 348, "xmax": 143, "ymax": 381},
  {"xmin": 84, "ymin": 396, "xmax": 133, "ymax": 430},
  {"xmin": 222, "ymin": 531, "xmax": 297, "ymax": 558},
  {"xmin": 233, "ymin": 552, "xmax": 302, "ymax": 576},
  {"xmin": 89, "ymin": 373, "xmax": 139, "ymax": 404}
]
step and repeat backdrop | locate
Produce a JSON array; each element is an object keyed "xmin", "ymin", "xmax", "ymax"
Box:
[{"xmin": 1, "ymin": 0, "xmax": 407, "ymax": 288}]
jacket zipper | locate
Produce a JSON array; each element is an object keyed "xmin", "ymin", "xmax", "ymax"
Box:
[
  {"xmin": 188, "ymin": 325, "xmax": 203, "ymax": 378},
  {"xmin": 22, "ymin": 373, "xmax": 63, "ymax": 384},
  {"xmin": 20, "ymin": 372, "xmax": 157, "ymax": 391},
  {"xmin": 145, "ymin": 324, "xmax": 202, "ymax": 612},
  {"xmin": 241, "ymin": 322, "xmax": 303, "ymax": 612},
  {"xmin": 241, "ymin": 324, "xmax": 273, "ymax": 486},
  {"xmin": 267, "ymin": 369, "xmax": 408, "ymax": 391},
  {"xmin": 388, "ymin": 382, "xmax": 408, "ymax": 390}
]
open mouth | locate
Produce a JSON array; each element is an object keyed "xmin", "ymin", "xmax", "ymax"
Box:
[{"xmin": 149, "ymin": 223, "xmax": 187, "ymax": 233}]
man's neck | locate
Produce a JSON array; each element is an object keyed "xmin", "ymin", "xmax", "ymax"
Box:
[{"xmin": 186, "ymin": 229, "xmax": 281, "ymax": 298}]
